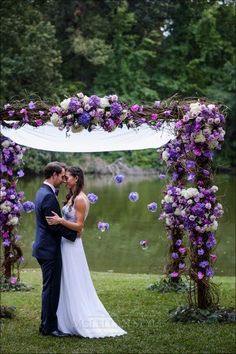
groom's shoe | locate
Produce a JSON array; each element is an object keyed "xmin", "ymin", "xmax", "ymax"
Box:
[{"xmin": 41, "ymin": 330, "xmax": 70, "ymax": 337}]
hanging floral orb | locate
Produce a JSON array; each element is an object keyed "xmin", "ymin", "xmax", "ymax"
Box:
[
  {"xmin": 128, "ymin": 192, "xmax": 139, "ymax": 202},
  {"xmin": 87, "ymin": 193, "xmax": 98, "ymax": 204}
]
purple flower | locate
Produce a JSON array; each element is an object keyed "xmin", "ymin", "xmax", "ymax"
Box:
[
  {"xmin": 114, "ymin": 175, "xmax": 125, "ymax": 184},
  {"xmin": 9, "ymin": 276, "xmax": 17, "ymax": 284},
  {"xmin": 98, "ymin": 222, "xmax": 109, "ymax": 232},
  {"xmin": 159, "ymin": 173, "xmax": 166, "ymax": 180},
  {"xmin": 199, "ymin": 261, "xmax": 209, "ymax": 268},
  {"xmin": 198, "ymin": 248, "xmax": 205, "ymax": 256},
  {"xmin": 17, "ymin": 170, "xmax": 24, "ymax": 178},
  {"xmin": 206, "ymin": 266, "xmax": 214, "ymax": 277},
  {"xmin": 8, "ymin": 110, "xmax": 15, "ymax": 117},
  {"xmin": 179, "ymin": 262, "xmax": 185, "ymax": 269},
  {"xmin": 153, "ymin": 101, "xmax": 161, "ymax": 108},
  {"xmin": 104, "ymin": 118, "xmax": 116, "ymax": 132},
  {"xmin": 77, "ymin": 112, "xmax": 91, "ymax": 126},
  {"xmin": 111, "ymin": 102, "xmax": 123, "ymax": 117},
  {"xmin": 171, "ymin": 252, "xmax": 179, "ymax": 259},
  {"xmin": 28, "ymin": 101, "xmax": 36, "ymax": 109},
  {"xmin": 88, "ymin": 95, "xmax": 101, "ymax": 108},
  {"xmin": 197, "ymin": 271, "xmax": 204, "ymax": 280},
  {"xmin": 15, "ymin": 234, "xmax": 22, "ymax": 241},
  {"xmin": 3, "ymin": 239, "xmax": 11, "ymax": 247},
  {"xmin": 87, "ymin": 193, "xmax": 98, "ymax": 204},
  {"xmin": 147, "ymin": 202, "xmax": 158, "ymax": 212},
  {"xmin": 170, "ymin": 271, "xmax": 179, "ymax": 278},
  {"xmin": 39, "ymin": 111, "xmax": 44, "ymax": 116},
  {"xmin": 187, "ymin": 173, "xmax": 195, "ymax": 182},
  {"xmin": 69, "ymin": 97, "xmax": 80, "ymax": 112},
  {"xmin": 163, "ymin": 110, "xmax": 171, "ymax": 117},
  {"xmin": 130, "ymin": 104, "xmax": 140, "ymax": 112},
  {"xmin": 175, "ymin": 239, "xmax": 182, "ymax": 246},
  {"xmin": 128, "ymin": 192, "xmax": 139, "ymax": 202},
  {"xmin": 186, "ymin": 160, "xmax": 196, "ymax": 169},
  {"xmin": 23, "ymin": 201, "xmax": 35, "ymax": 213}
]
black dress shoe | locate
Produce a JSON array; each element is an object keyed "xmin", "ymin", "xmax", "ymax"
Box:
[{"xmin": 42, "ymin": 330, "xmax": 70, "ymax": 337}]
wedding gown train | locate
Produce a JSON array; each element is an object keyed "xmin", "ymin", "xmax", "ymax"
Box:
[{"xmin": 57, "ymin": 203, "xmax": 127, "ymax": 338}]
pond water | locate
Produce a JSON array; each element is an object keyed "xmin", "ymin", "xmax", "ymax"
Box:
[{"xmin": 17, "ymin": 174, "xmax": 235, "ymax": 276}]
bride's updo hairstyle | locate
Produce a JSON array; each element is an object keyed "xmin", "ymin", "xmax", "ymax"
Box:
[{"xmin": 65, "ymin": 166, "xmax": 84, "ymax": 208}]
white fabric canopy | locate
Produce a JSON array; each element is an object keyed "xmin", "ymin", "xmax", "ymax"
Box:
[{"xmin": 1, "ymin": 122, "xmax": 175, "ymax": 152}]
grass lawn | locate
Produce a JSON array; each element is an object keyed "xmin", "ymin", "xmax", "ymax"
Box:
[{"xmin": 1, "ymin": 269, "xmax": 235, "ymax": 354}]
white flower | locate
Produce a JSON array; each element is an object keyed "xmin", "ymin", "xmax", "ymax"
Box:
[
  {"xmin": 10, "ymin": 194, "xmax": 16, "ymax": 200},
  {"xmin": 190, "ymin": 102, "xmax": 202, "ymax": 116},
  {"xmin": 77, "ymin": 92, "xmax": 84, "ymax": 99},
  {"xmin": 166, "ymin": 217, "xmax": 171, "ymax": 226},
  {"xmin": 207, "ymin": 104, "xmax": 216, "ymax": 111},
  {"xmin": 2, "ymin": 140, "xmax": 11, "ymax": 148},
  {"xmin": 120, "ymin": 109, "xmax": 128, "ymax": 121},
  {"xmin": 60, "ymin": 98, "xmax": 71, "ymax": 110},
  {"xmin": 174, "ymin": 208, "xmax": 181, "ymax": 216},
  {"xmin": 82, "ymin": 95, "xmax": 90, "ymax": 104},
  {"xmin": 206, "ymin": 220, "xmax": 218, "ymax": 232},
  {"xmin": 211, "ymin": 185, "xmax": 218, "ymax": 193},
  {"xmin": 50, "ymin": 113, "xmax": 60, "ymax": 127},
  {"xmin": 100, "ymin": 97, "xmax": 110, "ymax": 108},
  {"xmin": 7, "ymin": 216, "xmax": 19, "ymax": 226},
  {"xmin": 164, "ymin": 195, "xmax": 174, "ymax": 203},
  {"xmin": 189, "ymin": 215, "xmax": 196, "ymax": 221},
  {"xmin": 181, "ymin": 188, "xmax": 199, "ymax": 199},
  {"xmin": 0, "ymin": 201, "xmax": 11, "ymax": 212},
  {"xmin": 162, "ymin": 150, "xmax": 170, "ymax": 161},
  {"xmin": 194, "ymin": 131, "xmax": 206, "ymax": 143},
  {"xmin": 205, "ymin": 203, "xmax": 211, "ymax": 210}
]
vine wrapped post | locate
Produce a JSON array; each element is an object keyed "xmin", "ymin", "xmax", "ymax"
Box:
[{"xmin": 0, "ymin": 137, "xmax": 34, "ymax": 282}]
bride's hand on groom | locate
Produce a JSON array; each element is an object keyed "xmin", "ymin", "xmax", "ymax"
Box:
[{"xmin": 46, "ymin": 211, "xmax": 62, "ymax": 225}]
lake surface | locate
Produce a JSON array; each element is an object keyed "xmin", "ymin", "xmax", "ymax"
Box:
[{"xmin": 17, "ymin": 174, "xmax": 235, "ymax": 276}]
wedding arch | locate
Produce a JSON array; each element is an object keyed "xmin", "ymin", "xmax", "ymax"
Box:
[{"xmin": 0, "ymin": 93, "xmax": 226, "ymax": 309}]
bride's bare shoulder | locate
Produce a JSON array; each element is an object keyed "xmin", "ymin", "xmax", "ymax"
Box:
[{"xmin": 74, "ymin": 193, "xmax": 89, "ymax": 206}]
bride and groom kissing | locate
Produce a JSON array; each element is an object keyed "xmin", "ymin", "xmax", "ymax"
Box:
[{"xmin": 32, "ymin": 162, "xmax": 126, "ymax": 338}]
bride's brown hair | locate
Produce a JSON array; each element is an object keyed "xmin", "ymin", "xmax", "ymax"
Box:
[{"xmin": 64, "ymin": 166, "xmax": 84, "ymax": 208}]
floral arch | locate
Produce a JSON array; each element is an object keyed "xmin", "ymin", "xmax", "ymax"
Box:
[{"xmin": 0, "ymin": 93, "xmax": 226, "ymax": 309}]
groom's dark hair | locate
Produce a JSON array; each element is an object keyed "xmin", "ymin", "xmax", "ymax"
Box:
[{"xmin": 44, "ymin": 162, "xmax": 65, "ymax": 179}]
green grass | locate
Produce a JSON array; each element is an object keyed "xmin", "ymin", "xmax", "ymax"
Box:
[{"xmin": 1, "ymin": 270, "xmax": 235, "ymax": 354}]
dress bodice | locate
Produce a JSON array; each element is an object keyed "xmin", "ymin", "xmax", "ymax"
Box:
[{"xmin": 62, "ymin": 195, "xmax": 89, "ymax": 222}]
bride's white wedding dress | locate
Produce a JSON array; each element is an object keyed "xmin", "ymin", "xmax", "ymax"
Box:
[{"xmin": 57, "ymin": 200, "xmax": 127, "ymax": 338}]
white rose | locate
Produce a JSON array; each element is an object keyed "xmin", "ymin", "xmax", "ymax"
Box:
[
  {"xmin": 2, "ymin": 140, "xmax": 11, "ymax": 148},
  {"xmin": 50, "ymin": 113, "xmax": 60, "ymax": 127},
  {"xmin": 100, "ymin": 97, "xmax": 110, "ymax": 108},
  {"xmin": 60, "ymin": 98, "xmax": 71, "ymax": 110},
  {"xmin": 194, "ymin": 131, "xmax": 206, "ymax": 143},
  {"xmin": 77, "ymin": 92, "xmax": 84, "ymax": 99},
  {"xmin": 190, "ymin": 102, "xmax": 202, "ymax": 116},
  {"xmin": 162, "ymin": 150, "xmax": 170, "ymax": 161}
]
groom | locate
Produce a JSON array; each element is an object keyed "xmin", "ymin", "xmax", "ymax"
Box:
[{"xmin": 32, "ymin": 162, "xmax": 77, "ymax": 337}]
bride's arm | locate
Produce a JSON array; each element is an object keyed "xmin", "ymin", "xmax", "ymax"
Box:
[{"xmin": 46, "ymin": 197, "xmax": 86, "ymax": 234}]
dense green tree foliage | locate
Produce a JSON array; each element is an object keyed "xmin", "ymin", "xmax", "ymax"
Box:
[{"xmin": 1, "ymin": 0, "xmax": 235, "ymax": 169}]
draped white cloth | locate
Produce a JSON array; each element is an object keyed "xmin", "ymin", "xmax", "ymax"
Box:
[{"xmin": 1, "ymin": 122, "xmax": 175, "ymax": 152}]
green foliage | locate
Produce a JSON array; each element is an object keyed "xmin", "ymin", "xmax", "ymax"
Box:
[
  {"xmin": 0, "ymin": 0, "xmax": 235, "ymax": 167},
  {"xmin": 148, "ymin": 277, "xmax": 190, "ymax": 293},
  {"xmin": 169, "ymin": 305, "xmax": 236, "ymax": 324}
]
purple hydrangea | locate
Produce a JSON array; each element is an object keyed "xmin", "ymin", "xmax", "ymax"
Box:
[
  {"xmin": 111, "ymin": 102, "xmax": 123, "ymax": 117},
  {"xmin": 23, "ymin": 201, "xmax": 35, "ymax": 213},
  {"xmin": 98, "ymin": 222, "xmax": 110, "ymax": 232},
  {"xmin": 87, "ymin": 193, "xmax": 98, "ymax": 204},
  {"xmin": 69, "ymin": 97, "xmax": 80, "ymax": 112},
  {"xmin": 171, "ymin": 252, "xmax": 179, "ymax": 259},
  {"xmin": 128, "ymin": 192, "xmax": 139, "ymax": 202},
  {"xmin": 88, "ymin": 95, "xmax": 101, "ymax": 108},
  {"xmin": 198, "ymin": 248, "xmax": 205, "ymax": 256},
  {"xmin": 114, "ymin": 175, "xmax": 125, "ymax": 184},
  {"xmin": 147, "ymin": 202, "xmax": 158, "ymax": 212},
  {"xmin": 77, "ymin": 112, "xmax": 91, "ymax": 126}
]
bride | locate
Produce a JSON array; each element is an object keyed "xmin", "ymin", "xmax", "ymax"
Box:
[{"xmin": 46, "ymin": 166, "xmax": 127, "ymax": 338}]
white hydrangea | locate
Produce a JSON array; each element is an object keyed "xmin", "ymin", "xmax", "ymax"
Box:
[
  {"xmin": 174, "ymin": 208, "xmax": 181, "ymax": 216},
  {"xmin": 1, "ymin": 140, "xmax": 11, "ymax": 148},
  {"xmin": 0, "ymin": 201, "xmax": 11, "ymax": 212},
  {"xmin": 50, "ymin": 113, "xmax": 60, "ymax": 127},
  {"xmin": 162, "ymin": 150, "xmax": 170, "ymax": 161},
  {"xmin": 164, "ymin": 195, "xmax": 174, "ymax": 203},
  {"xmin": 100, "ymin": 97, "xmax": 110, "ymax": 108},
  {"xmin": 206, "ymin": 220, "xmax": 218, "ymax": 232},
  {"xmin": 207, "ymin": 104, "xmax": 216, "ymax": 111},
  {"xmin": 82, "ymin": 95, "xmax": 90, "ymax": 104},
  {"xmin": 190, "ymin": 102, "xmax": 202, "ymax": 116},
  {"xmin": 7, "ymin": 216, "xmax": 19, "ymax": 226},
  {"xmin": 211, "ymin": 185, "xmax": 218, "ymax": 193},
  {"xmin": 60, "ymin": 98, "xmax": 71, "ymax": 110},
  {"xmin": 181, "ymin": 188, "xmax": 199, "ymax": 199}
]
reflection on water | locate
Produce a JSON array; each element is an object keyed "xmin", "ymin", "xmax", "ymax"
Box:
[{"xmin": 17, "ymin": 174, "xmax": 235, "ymax": 275}]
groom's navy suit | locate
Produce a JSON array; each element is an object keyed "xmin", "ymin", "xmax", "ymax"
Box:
[{"xmin": 32, "ymin": 184, "xmax": 77, "ymax": 334}]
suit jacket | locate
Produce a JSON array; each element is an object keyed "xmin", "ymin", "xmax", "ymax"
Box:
[{"xmin": 32, "ymin": 184, "xmax": 77, "ymax": 260}]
